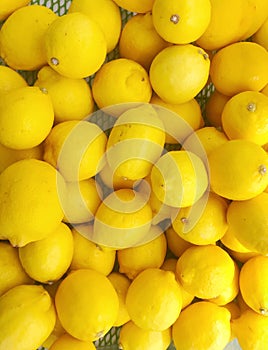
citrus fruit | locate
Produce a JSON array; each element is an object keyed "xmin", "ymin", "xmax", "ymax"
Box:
[
  {"xmin": 0, "ymin": 0, "xmax": 30, "ymax": 20},
  {"xmin": 44, "ymin": 12, "xmax": 107, "ymax": 79},
  {"xmin": 152, "ymin": 0, "xmax": 211, "ymax": 44},
  {"xmin": 55, "ymin": 269, "xmax": 119, "ymax": 341},
  {"xmin": 0, "ymin": 86, "xmax": 54, "ymax": 150},
  {"xmin": 0, "ymin": 65, "xmax": 27, "ymax": 96},
  {"xmin": 208, "ymin": 139, "xmax": 268, "ymax": 200},
  {"xmin": 164, "ymin": 226, "xmax": 193, "ymax": 258},
  {"xmin": 253, "ymin": 15, "xmax": 268, "ymax": 50},
  {"xmin": 205, "ymin": 89, "xmax": 231, "ymax": 128},
  {"xmin": 112, "ymin": 0, "xmax": 154, "ymax": 13},
  {"xmin": 149, "ymin": 44, "xmax": 210, "ymax": 104},
  {"xmin": 0, "ymin": 4, "xmax": 58, "ymax": 70},
  {"xmin": 240, "ymin": 0, "xmax": 268, "ymax": 40},
  {"xmin": 125, "ymin": 268, "xmax": 182, "ymax": 331},
  {"xmin": 221, "ymin": 227, "xmax": 252, "ymax": 254},
  {"xmin": 0, "ymin": 159, "xmax": 65, "ymax": 247},
  {"xmin": 50, "ymin": 333, "xmax": 97, "ymax": 350}
]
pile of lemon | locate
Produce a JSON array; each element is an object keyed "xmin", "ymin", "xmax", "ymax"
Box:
[{"xmin": 1, "ymin": 0, "xmax": 268, "ymax": 349}]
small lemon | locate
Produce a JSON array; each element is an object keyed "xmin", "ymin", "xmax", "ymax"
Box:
[
  {"xmin": 0, "ymin": 4, "xmax": 58, "ymax": 70},
  {"xmin": 44, "ymin": 12, "xmax": 107, "ymax": 79},
  {"xmin": 0, "ymin": 0, "xmax": 30, "ymax": 21},
  {"xmin": 205, "ymin": 89, "xmax": 231, "ymax": 128},
  {"xmin": 50, "ymin": 333, "xmax": 97, "ymax": 350},
  {"xmin": 112, "ymin": 0, "xmax": 154, "ymax": 13},
  {"xmin": 55, "ymin": 269, "xmax": 119, "ymax": 341},
  {"xmin": 0, "ymin": 65, "xmax": 27, "ymax": 96},
  {"xmin": 165, "ymin": 226, "xmax": 193, "ymax": 258},
  {"xmin": 0, "ymin": 86, "xmax": 54, "ymax": 150}
]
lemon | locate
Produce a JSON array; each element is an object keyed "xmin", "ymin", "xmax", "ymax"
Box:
[
  {"xmin": 125, "ymin": 268, "xmax": 182, "ymax": 331},
  {"xmin": 0, "ymin": 86, "xmax": 54, "ymax": 150},
  {"xmin": 68, "ymin": 0, "xmax": 121, "ymax": 53},
  {"xmin": 119, "ymin": 12, "xmax": 170, "ymax": 71},
  {"xmin": 43, "ymin": 120, "xmax": 107, "ymax": 181},
  {"xmin": 253, "ymin": 15, "xmax": 268, "ymax": 50},
  {"xmin": 55, "ymin": 269, "xmax": 119, "ymax": 341},
  {"xmin": 34, "ymin": 65, "xmax": 95, "ymax": 124},
  {"xmin": 70, "ymin": 225, "xmax": 116, "ymax": 276},
  {"xmin": 165, "ymin": 226, "xmax": 193, "ymax": 258},
  {"xmin": 112, "ymin": 0, "xmax": 154, "ymax": 13},
  {"xmin": 0, "ymin": 4, "xmax": 58, "ymax": 70},
  {"xmin": 221, "ymin": 227, "xmax": 252, "ymax": 254},
  {"xmin": 117, "ymin": 229, "xmax": 167, "ymax": 280},
  {"xmin": 176, "ymin": 244, "xmax": 236, "ymax": 299},
  {"xmin": 44, "ymin": 12, "xmax": 107, "ymax": 79},
  {"xmin": 18, "ymin": 222, "xmax": 73, "ymax": 284},
  {"xmin": 172, "ymin": 301, "xmax": 231, "ymax": 350},
  {"xmin": 0, "ymin": 241, "xmax": 33, "ymax": 297},
  {"xmin": 106, "ymin": 104, "xmax": 165, "ymax": 180},
  {"xmin": 0, "ymin": 0, "xmax": 30, "ymax": 20},
  {"xmin": 50, "ymin": 333, "xmax": 97, "ymax": 350},
  {"xmin": 240, "ymin": 0, "xmax": 268, "ymax": 40},
  {"xmin": 0, "ymin": 284, "xmax": 56, "ymax": 350},
  {"xmin": 93, "ymin": 188, "xmax": 152, "ymax": 249},
  {"xmin": 0, "ymin": 65, "xmax": 27, "ymax": 96},
  {"xmin": 107, "ymin": 272, "xmax": 131, "ymax": 327},
  {"xmin": 205, "ymin": 89, "xmax": 231, "ymax": 128},
  {"xmin": 0, "ymin": 159, "xmax": 65, "ymax": 247},
  {"xmin": 92, "ymin": 59, "xmax": 152, "ymax": 109},
  {"xmin": 149, "ymin": 44, "xmax": 210, "ymax": 104},
  {"xmin": 172, "ymin": 191, "xmax": 228, "ymax": 245},
  {"xmin": 208, "ymin": 139, "xmax": 268, "ymax": 200},
  {"xmin": 222, "ymin": 90, "xmax": 268, "ymax": 145},
  {"xmin": 119, "ymin": 321, "xmax": 172, "ymax": 350},
  {"xmin": 152, "ymin": 0, "xmax": 211, "ymax": 44},
  {"xmin": 150, "ymin": 150, "xmax": 208, "ymax": 208}
]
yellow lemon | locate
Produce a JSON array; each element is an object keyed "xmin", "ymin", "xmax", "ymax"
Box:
[
  {"xmin": 0, "ymin": 4, "xmax": 58, "ymax": 70},
  {"xmin": 0, "ymin": 284, "xmax": 56, "ymax": 350},
  {"xmin": 44, "ymin": 12, "xmax": 107, "ymax": 79},
  {"xmin": 0, "ymin": 241, "xmax": 33, "ymax": 297},
  {"xmin": 117, "ymin": 229, "xmax": 167, "ymax": 280},
  {"xmin": 152, "ymin": 0, "xmax": 211, "ymax": 44},
  {"xmin": 172, "ymin": 301, "xmax": 231, "ymax": 350},
  {"xmin": 55, "ymin": 269, "xmax": 119, "ymax": 341},
  {"xmin": 92, "ymin": 59, "xmax": 152, "ymax": 109},
  {"xmin": 119, "ymin": 321, "xmax": 172, "ymax": 350},
  {"xmin": 0, "ymin": 86, "xmax": 54, "ymax": 150},
  {"xmin": 43, "ymin": 120, "xmax": 107, "ymax": 181},
  {"xmin": 34, "ymin": 65, "xmax": 94, "ymax": 124},
  {"xmin": 175, "ymin": 244, "xmax": 236, "ymax": 299},
  {"xmin": 119, "ymin": 12, "xmax": 170, "ymax": 71},
  {"xmin": 239, "ymin": 255, "xmax": 268, "ymax": 315},
  {"xmin": 50, "ymin": 333, "xmax": 97, "ymax": 350},
  {"xmin": 222, "ymin": 90, "xmax": 268, "ymax": 145},
  {"xmin": 126, "ymin": 268, "xmax": 182, "ymax": 331},
  {"xmin": 112, "ymin": 0, "xmax": 154, "ymax": 13},
  {"xmin": 208, "ymin": 139, "xmax": 268, "ymax": 200},
  {"xmin": 107, "ymin": 272, "xmax": 131, "ymax": 327},
  {"xmin": 210, "ymin": 41, "xmax": 268, "ymax": 97},
  {"xmin": 221, "ymin": 227, "xmax": 252, "ymax": 254},
  {"xmin": 70, "ymin": 225, "xmax": 116, "ymax": 276},
  {"xmin": 0, "ymin": 65, "xmax": 27, "ymax": 96},
  {"xmin": 18, "ymin": 222, "xmax": 74, "ymax": 284},
  {"xmin": 165, "ymin": 226, "xmax": 193, "ymax": 258},
  {"xmin": 172, "ymin": 191, "xmax": 228, "ymax": 245},
  {"xmin": 253, "ymin": 15, "xmax": 268, "ymax": 50},
  {"xmin": 150, "ymin": 150, "xmax": 208, "ymax": 208},
  {"xmin": 149, "ymin": 44, "xmax": 210, "ymax": 104},
  {"xmin": 0, "ymin": 159, "xmax": 65, "ymax": 247},
  {"xmin": 240, "ymin": 0, "xmax": 268, "ymax": 40},
  {"xmin": 68, "ymin": 0, "xmax": 121, "ymax": 53},
  {"xmin": 205, "ymin": 89, "xmax": 231, "ymax": 128},
  {"xmin": 0, "ymin": 0, "xmax": 30, "ymax": 20}
]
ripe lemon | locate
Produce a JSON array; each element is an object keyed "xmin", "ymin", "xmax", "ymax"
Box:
[
  {"xmin": 253, "ymin": 15, "xmax": 268, "ymax": 50},
  {"xmin": 119, "ymin": 320, "xmax": 172, "ymax": 350},
  {"xmin": 0, "ymin": 159, "xmax": 65, "ymax": 247},
  {"xmin": 107, "ymin": 272, "xmax": 131, "ymax": 327},
  {"xmin": 55, "ymin": 269, "xmax": 119, "ymax": 341},
  {"xmin": 18, "ymin": 222, "xmax": 74, "ymax": 284},
  {"xmin": 0, "ymin": 65, "xmax": 27, "ymax": 96},
  {"xmin": 204, "ymin": 89, "xmax": 231, "ymax": 128},
  {"xmin": 43, "ymin": 120, "xmax": 107, "ymax": 181},
  {"xmin": 152, "ymin": 0, "xmax": 211, "ymax": 44},
  {"xmin": 0, "ymin": 86, "xmax": 54, "ymax": 150},
  {"xmin": 172, "ymin": 301, "xmax": 231, "ymax": 350},
  {"xmin": 210, "ymin": 41, "xmax": 268, "ymax": 96},
  {"xmin": 92, "ymin": 58, "xmax": 152, "ymax": 109},
  {"xmin": 222, "ymin": 90, "xmax": 268, "ymax": 145},
  {"xmin": 175, "ymin": 244, "xmax": 236, "ymax": 299},
  {"xmin": 0, "ymin": 242, "xmax": 33, "ymax": 297},
  {"xmin": 239, "ymin": 255, "xmax": 268, "ymax": 316},
  {"xmin": 93, "ymin": 188, "xmax": 152, "ymax": 249},
  {"xmin": 149, "ymin": 44, "xmax": 210, "ymax": 104},
  {"xmin": 0, "ymin": 0, "xmax": 30, "ymax": 20},
  {"xmin": 0, "ymin": 4, "xmax": 58, "ymax": 70},
  {"xmin": 150, "ymin": 150, "xmax": 208, "ymax": 208},
  {"xmin": 68, "ymin": 0, "xmax": 121, "ymax": 53},
  {"xmin": 119, "ymin": 12, "xmax": 170, "ymax": 71},
  {"xmin": 172, "ymin": 191, "xmax": 228, "ymax": 245},
  {"xmin": 0, "ymin": 284, "xmax": 56, "ymax": 350},
  {"xmin": 126, "ymin": 268, "xmax": 182, "ymax": 331},
  {"xmin": 44, "ymin": 12, "xmax": 107, "ymax": 79},
  {"xmin": 240, "ymin": 0, "xmax": 268, "ymax": 40},
  {"xmin": 50, "ymin": 333, "xmax": 96, "ymax": 350},
  {"xmin": 106, "ymin": 104, "xmax": 165, "ymax": 180},
  {"xmin": 112, "ymin": 0, "xmax": 154, "ymax": 13},
  {"xmin": 117, "ymin": 229, "xmax": 167, "ymax": 279},
  {"xmin": 221, "ymin": 227, "xmax": 252, "ymax": 254},
  {"xmin": 70, "ymin": 225, "xmax": 116, "ymax": 276},
  {"xmin": 208, "ymin": 139, "xmax": 268, "ymax": 200},
  {"xmin": 34, "ymin": 65, "xmax": 94, "ymax": 124},
  {"xmin": 165, "ymin": 226, "xmax": 193, "ymax": 258}
]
